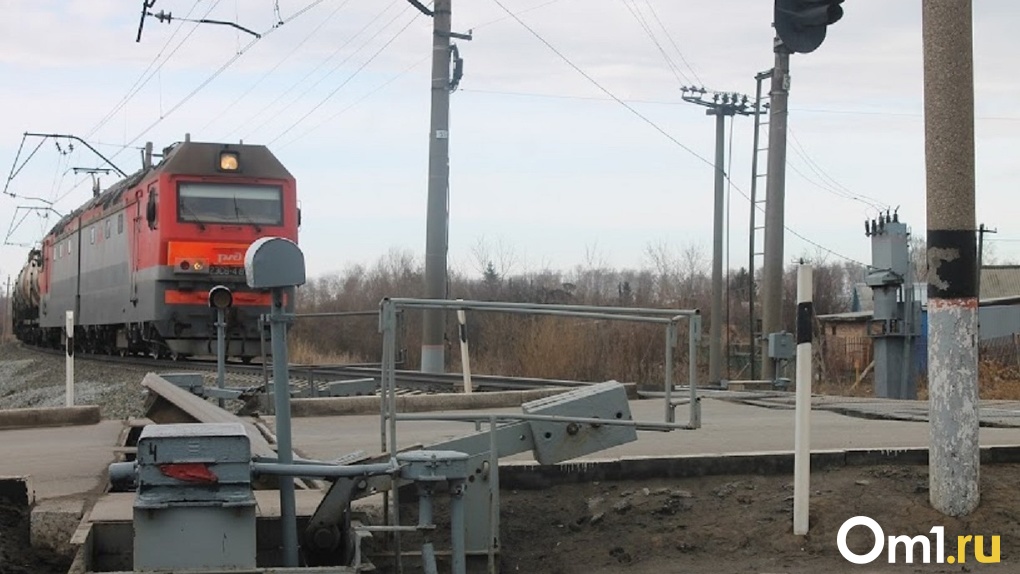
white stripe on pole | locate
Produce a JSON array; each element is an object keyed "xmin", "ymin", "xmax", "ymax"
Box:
[
  {"xmin": 456, "ymin": 303, "xmax": 473, "ymax": 394},
  {"xmin": 793, "ymin": 264, "xmax": 813, "ymax": 535},
  {"xmin": 65, "ymin": 310, "xmax": 75, "ymax": 407}
]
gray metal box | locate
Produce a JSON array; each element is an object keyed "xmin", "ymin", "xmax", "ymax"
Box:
[
  {"xmin": 767, "ymin": 332, "xmax": 795, "ymax": 360},
  {"xmin": 326, "ymin": 377, "xmax": 378, "ymax": 397},
  {"xmin": 870, "ymin": 221, "xmax": 910, "ymax": 279},
  {"xmin": 522, "ymin": 381, "xmax": 637, "ymax": 465},
  {"xmin": 245, "ymin": 237, "xmax": 306, "ymax": 289},
  {"xmin": 134, "ymin": 423, "xmax": 256, "ymax": 571}
]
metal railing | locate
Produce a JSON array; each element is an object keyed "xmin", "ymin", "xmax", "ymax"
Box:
[{"xmin": 377, "ymin": 297, "xmax": 703, "ymax": 456}]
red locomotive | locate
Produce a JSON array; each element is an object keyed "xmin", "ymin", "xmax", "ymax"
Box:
[{"xmin": 11, "ymin": 138, "xmax": 299, "ymax": 361}]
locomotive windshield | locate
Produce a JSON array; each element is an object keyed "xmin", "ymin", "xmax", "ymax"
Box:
[{"xmin": 177, "ymin": 183, "xmax": 283, "ymax": 226}]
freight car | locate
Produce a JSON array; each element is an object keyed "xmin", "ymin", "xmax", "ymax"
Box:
[{"xmin": 11, "ymin": 137, "xmax": 299, "ymax": 360}]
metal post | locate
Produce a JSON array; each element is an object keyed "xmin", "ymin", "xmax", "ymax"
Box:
[
  {"xmin": 748, "ymin": 70, "xmax": 771, "ymax": 381},
  {"xmin": 976, "ymin": 223, "xmax": 995, "ymax": 298},
  {"xmin": 487, "ymin": 415, "xmax": 499, "ymax": 574},
  {"xmin": 216, "ymin": 308, "xmax": 226, "ymax": 408},
  {"xmin": 688, "ymin": 314, "xmax": 701, "ymax": 429},
  {"xmin": 664, "ymin": 321, "xmax": 675, "ymax": 423},
  {"xmin": 709, "ymin": 110, "xmax": 726, "ymax": 384},
  {"xmin": 270, "ymin": 288, "xmax": 298, "ymax": 565},
  {"xmin": 260, "ymin": 317, "xmax": 272, "ymax": 414},
  {"xmin": 380, "ymin": 300, "xmax": 402, "ymax": 571},
  {"xmin": 793, "ymin": 264, "xmax": 812, "ymax": 535},
  {"xmin": 65, "ymin": 310, "xmax": 74, "ymax": 407},
  {"xmin": 923, "ymin": 0, "xmax": 979, "ymax": 517},
  {"xmin": 761, "ymin": 41, "xmax": 790, "ymax": 379},
  {"xmin": 450, "ymin": 478, "xmax": 467, "ymax": 574},
  {"xmin": 421, "ymin": 0, "xmax": 453, "ymax": 374},
  {"xmin": 417, "ymin": 483, "xmax": 439, "ymax": 574}
]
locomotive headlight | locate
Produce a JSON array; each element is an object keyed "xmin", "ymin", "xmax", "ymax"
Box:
[
  {"xmin": 208, "ymin": 285, "xmax": 233, "ymax": 309},
  {"xmin": 219, "ymin": 151, "xmax": 239, "ymax": 172}
]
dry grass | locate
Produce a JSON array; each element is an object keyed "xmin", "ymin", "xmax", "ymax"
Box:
[{"xmin": 288, "ymin": 337, "xmax": 367, "ymax": 365}]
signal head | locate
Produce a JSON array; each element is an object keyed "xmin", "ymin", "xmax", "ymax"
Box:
[
  {"xmin": 775, "ymin": 0, "xmax": 845, "ymax": 54},
  {"xmin": 208, "ymin": 285, "xmax": 233, "ymax": 309}
]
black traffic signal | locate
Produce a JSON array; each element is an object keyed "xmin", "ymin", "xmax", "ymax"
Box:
[{"xmin": 774, "ymin": 0, "xmax": 844, "ymax": 54}]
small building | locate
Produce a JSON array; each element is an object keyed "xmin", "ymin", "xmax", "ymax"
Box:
[{"xmin": 818, "ymin": 268, "xmax": 1020, "ymax": 378}]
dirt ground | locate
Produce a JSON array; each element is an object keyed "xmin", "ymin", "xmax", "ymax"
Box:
[
  {"xmin": 0, "ymin": 494, "xmax": 71, "ymax": 574},
  {"xmin": 497, "ymin": 463, "xmax": 1020, "ymax": 574}
]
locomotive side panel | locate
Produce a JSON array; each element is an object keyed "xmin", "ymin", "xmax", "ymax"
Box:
[
  {"xmin": 40, "ymin": 224, "xmax": 81, "ymax": 330},
  {"xmin": 78, "ymin": 208, "xmax": 132, "ymax": 326}
]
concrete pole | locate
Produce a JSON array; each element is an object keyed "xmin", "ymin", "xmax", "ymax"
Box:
[
  {"xmin": 923, "ymin": 0, "xmax": 979, "ymax": 517},
  {"xmin": 421, "ymin": 0, "xmax": 453, "ymax": 374},
  {"xmin": 761, "ymin": 42, "xmax": 790, "ymax": 380},
  {"xmin": 793, "ymin": 263, "xmax": 813, "ymax": 535},
  {"xmin": 709, "ymin": 110, "xmax": 726, "ymax": 384}
]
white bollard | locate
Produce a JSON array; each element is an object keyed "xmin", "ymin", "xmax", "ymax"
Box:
[
  {"xmin": 457, "ymin": 304, "xmax": 473, "ymax": 394},
  {"xmin": 65, "ymin": 310, "xmax": 75, "ymax": 407},
  {"xmin": 793, "ymin": 264, "xmax": 813, "ymax": 535}
]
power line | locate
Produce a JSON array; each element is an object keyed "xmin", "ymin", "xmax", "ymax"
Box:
[
  {"xmin": 619, "ymin": 0, "xmax": 692, "ymax": 88},
  {"xmin": 86, "ymin": 0, "xmax": 215, "ymax": 140},
  {"xmin": 461, "ymin": 87, "xmax": 684, "ymax": 105},
  {"xmin": 278, "ymin": 55, "xmax": 429, "ymax": 149},
  {"xmin": 491, "ymin": 0, "xmax": 864, "ymax": 266},
  {"xmin": 642, "ymin": 0, "xmax": 703, "ymax": 87},
  {"xmin": 265, "ymin": 7, "xmax": 418, "ymax": 145},
  {"xmin": 230, "ymin": 0, "xmax": 404, "ymax": 142},
  {"xmin": 471, "ymin": 0, "xmax": 572, "ymax": 29},
  {"xmin": 54, "ymin": 0, "xmax": 331, "ymax": 206},
  {"xmin": 202, "ymin": 0, "xmax": 355, "ymax": 135},
  {"xmin": 787, "ymin": 128, "xmax": 889, "ymax": 210},
  {"xmin": 490, "ymin": 0, "xmax": 713, "ymax": 169}
]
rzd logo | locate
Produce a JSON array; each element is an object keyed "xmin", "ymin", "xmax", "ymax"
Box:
[
  {"xmin": 216, "ymin": 252, "xmax": 244, "ymax": 264},
  {"xmin": 838, "ymin": 516, "xmax": 1000, "ymax": 565}
]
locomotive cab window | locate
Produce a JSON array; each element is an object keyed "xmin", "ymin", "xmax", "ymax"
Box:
[{"xmin": 177, "ymin": 183, "xmax": 283, "ymax": 227}]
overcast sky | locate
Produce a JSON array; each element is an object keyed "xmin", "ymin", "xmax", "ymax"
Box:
[{"xmin": 2, "ymin": 0, "xmax": 1018, "ymax": 284}]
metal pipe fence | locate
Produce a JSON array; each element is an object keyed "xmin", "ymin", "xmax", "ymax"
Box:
[{"xmin": 378, "ymin": 297, "xmax": 702, "ymax": 457}]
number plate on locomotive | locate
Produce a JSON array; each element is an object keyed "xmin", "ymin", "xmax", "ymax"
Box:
[{"xmin": 210, "ymin": 265, "xmax": 245, "ymax": 277}]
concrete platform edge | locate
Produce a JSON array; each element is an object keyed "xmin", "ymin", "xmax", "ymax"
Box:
[{"xmin": 0, "ymin": 406, "xmax": 101, "ymax": 430}]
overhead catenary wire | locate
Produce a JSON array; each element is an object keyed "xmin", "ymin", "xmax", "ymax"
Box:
[
  {"xmin": 229, "ymin": 0, "xmax": 404, "ymax": 142},
  {"xmin": 85, "ymin": 0, "xmax": 214, "ymax": 140},
  {"xmin": 277, "ymin": 0, "xmax": 576, "ymax": 148},
  {"xmin": 266, "ymin": 8, "xmax": 419, "ymax": 145},
  {"xmin": 53, "ymin": 0, "xmax": 331, "ymax": 206},
  {"xmin": 278, "ymin": 54, "xmax": 430, "ymax": 149},
  {"xmin": 203, "ymin": 0, "xmax": 356, "ymax": 135}
]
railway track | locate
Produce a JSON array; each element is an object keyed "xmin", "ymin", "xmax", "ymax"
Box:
[{"xmin": 24, "ymin": 345, "xmax": 594, "ymax": 395}]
